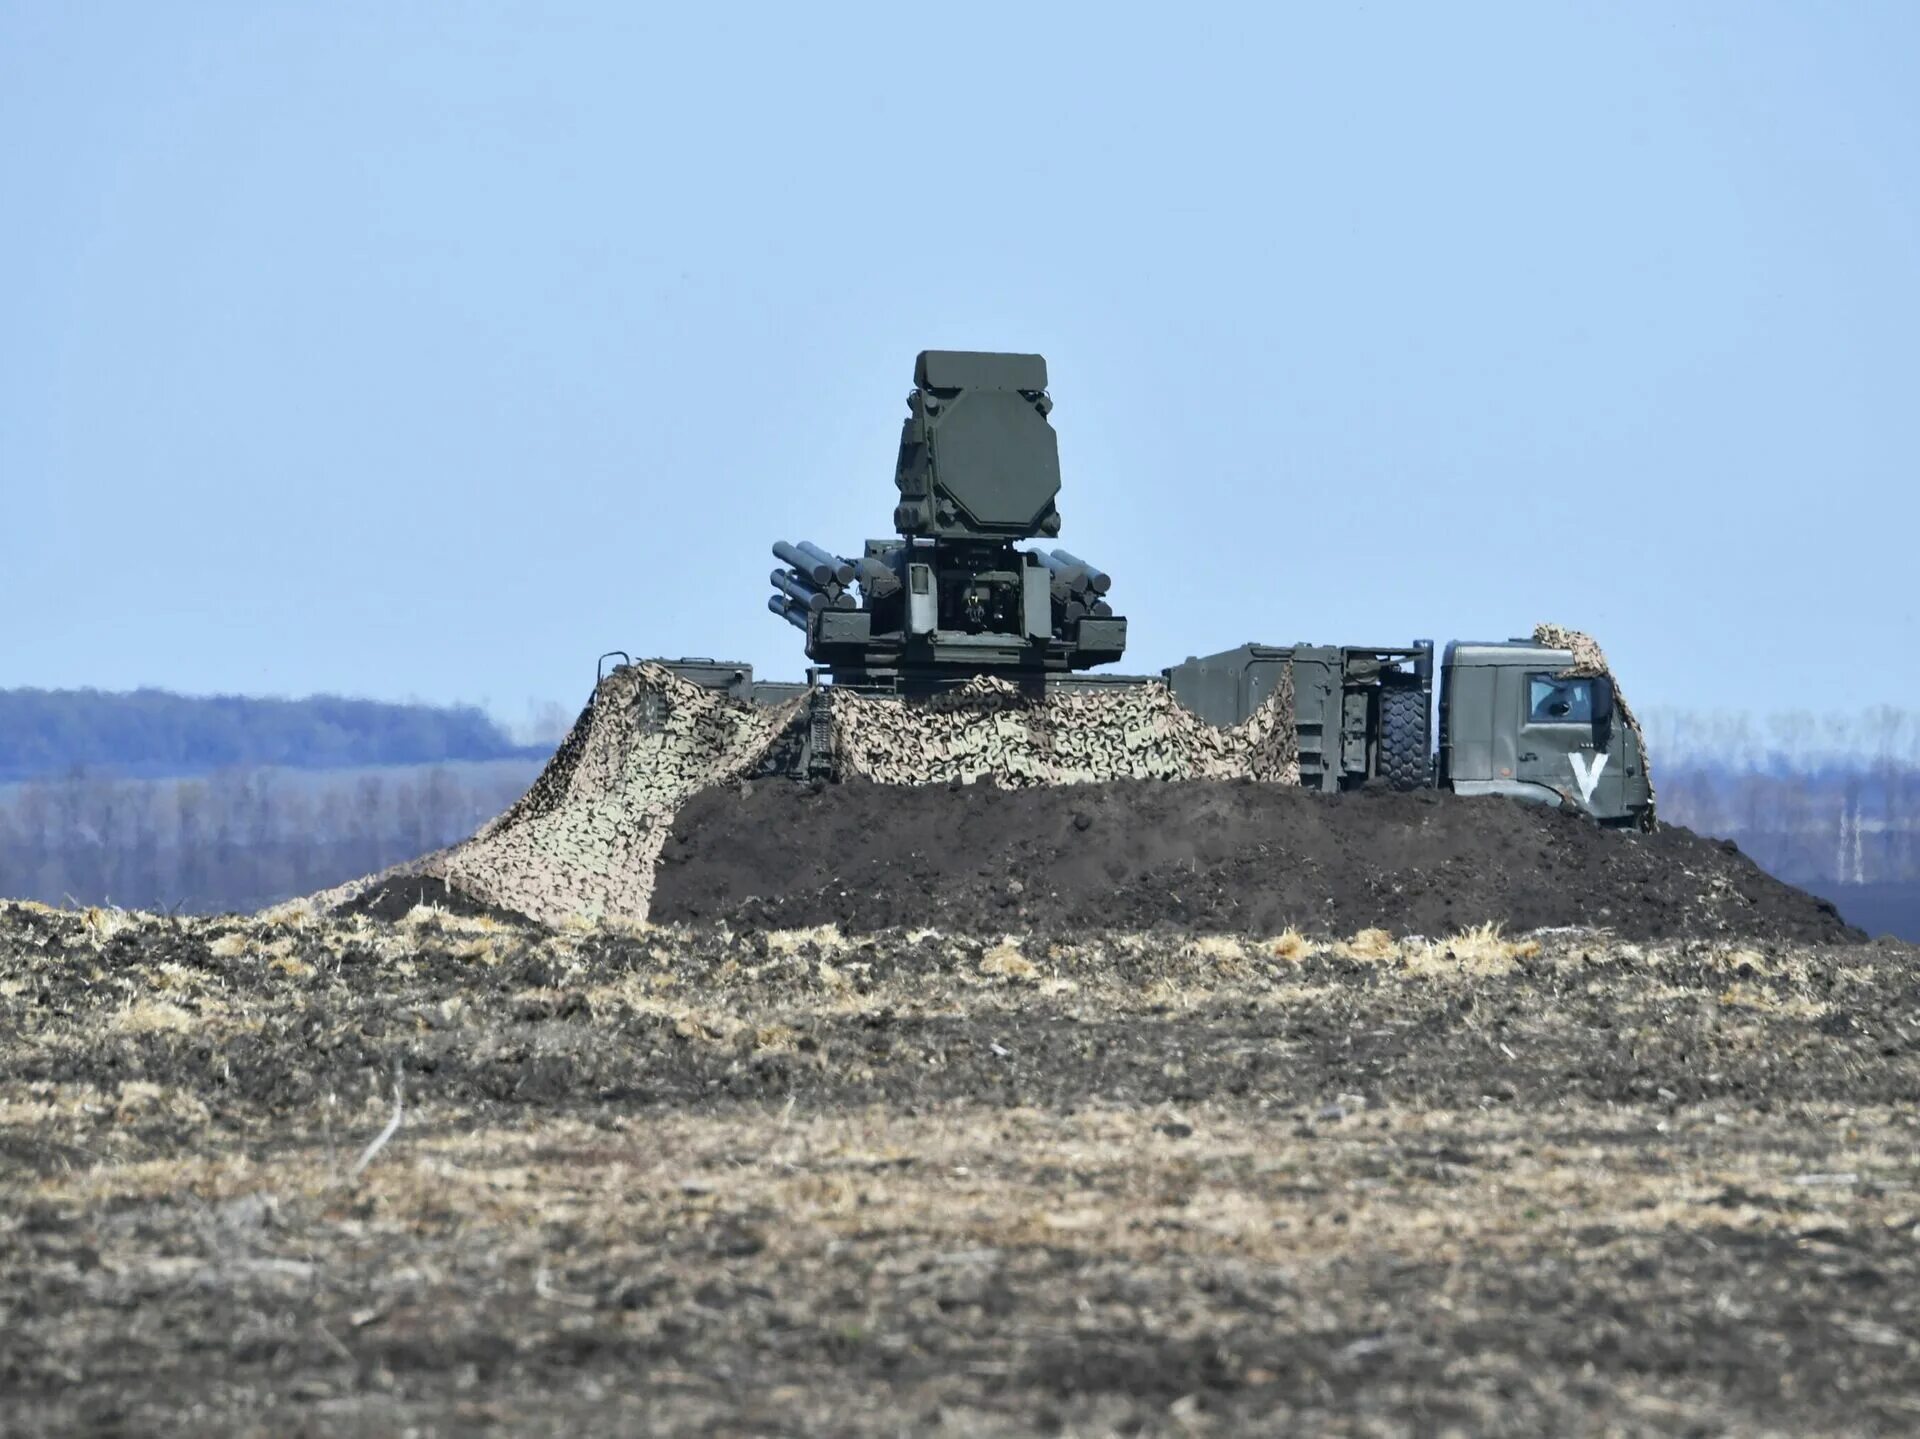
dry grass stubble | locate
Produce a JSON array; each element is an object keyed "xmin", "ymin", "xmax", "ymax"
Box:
[{"xmin": 2, "ymin": 901, "xmax": 1917, "ymax": 1436}]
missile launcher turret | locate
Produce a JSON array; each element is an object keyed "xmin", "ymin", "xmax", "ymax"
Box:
[{"xmin": 767, "ymin": 351, "xmax": 1124, "ymax": 693}]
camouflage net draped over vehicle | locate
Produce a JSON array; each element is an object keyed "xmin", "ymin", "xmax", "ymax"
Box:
[
  {"xmin": 1534, "ymin": 622, "xmax": 1656, "ymax": 820},
  {"xmin": 830, "ymin": 670, "xmax": 1298, "ymax": 787},
  {"xmin": 318, "ymin": 662, "xmax": 1298, "ymax": 926}
]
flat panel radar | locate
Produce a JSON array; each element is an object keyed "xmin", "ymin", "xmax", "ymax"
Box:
[{"xmin": 894, "ymin": 350, "xmax": 1062, "ymax": 541}]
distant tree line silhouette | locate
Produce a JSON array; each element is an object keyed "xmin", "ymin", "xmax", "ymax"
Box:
[
  {"xmin": 1642, "ymin": 705, "xmax": 1920, "ymax": 774},
  {"xmin": 1658, "ymin": 764, "xmax": 1919, "ymax": 887},
  {"xmin": 0, "ymin": 760, "xmax": 539, "ymax": 913},
  {"xmin": 0, "ymin": 687, "xmax": 544, "ymax": 782}
]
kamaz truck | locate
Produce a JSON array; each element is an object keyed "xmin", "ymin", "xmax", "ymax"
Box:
[
  {"xmin": 1155, "ymin": 638, "xmax": 1652, "ymax": 824},
  {"xmin": 643, "ymin": 350, "xmax": 1653, "ymax": 828}
]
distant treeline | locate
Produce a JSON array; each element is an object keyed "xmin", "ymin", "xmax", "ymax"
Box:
[
  {"xmin": 0, "ymin": 687, "xmax": 546, "ymax": 782},
  {"xmin": 1642, "ymin": 706, "xmax": 1920, "ymax": 773},
  {"xmin": 0, "ymin": 760, "xmax": 540, "ymax": 914},
  {"xmin": 1660, "ymin": 764, "xmax": 1920, "ymax": 889}
]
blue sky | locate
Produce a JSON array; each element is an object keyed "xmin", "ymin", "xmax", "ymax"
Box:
[{"xmin": 4, "ymin": 3, "xmax": 1916, "ymax": 729}]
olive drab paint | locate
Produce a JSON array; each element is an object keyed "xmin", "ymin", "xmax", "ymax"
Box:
[
  {"xmin": 649, "ymin": 350, "xmax": 1655, "ymax": 830},
  {"xmin": 767, "ymin": 351, "xmax": 1126, "ymax": 691}
]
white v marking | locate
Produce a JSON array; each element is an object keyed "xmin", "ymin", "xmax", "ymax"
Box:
[{"xmin": 1568, "ymin": 751, "xmax": 1609, "ymax": 805}]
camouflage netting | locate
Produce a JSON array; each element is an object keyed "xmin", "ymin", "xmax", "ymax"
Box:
[
  {"xmin": 832, "ymin": 670, "xmax": 1298, "ymax": 787},
  {"xmin": 318, "ymin": 661, "xmax": 1298, "ymax": 927},
  {"xmin": 315, "ymin": 665, "xmax": 808, "ymax": 926},
  {"xmin": 1533, "ymin": 622, "xmax": 1656, "ymax": 820}
]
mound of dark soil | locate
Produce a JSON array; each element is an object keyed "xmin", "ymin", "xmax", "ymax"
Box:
[{"xmin": 652, "ymin": 779, "xmax": 1862, "ymax": 943}]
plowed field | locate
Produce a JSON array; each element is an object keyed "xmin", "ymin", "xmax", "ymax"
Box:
[{"xmin": 3, "ymin": 902, "xmax": 1916, "ymax": 1436}]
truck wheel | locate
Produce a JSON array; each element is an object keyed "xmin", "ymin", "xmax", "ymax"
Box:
[{"xmin": 1379, "ymin": 687, "xmax": 1429, "ymax": 791}]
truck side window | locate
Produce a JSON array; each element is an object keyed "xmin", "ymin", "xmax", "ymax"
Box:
[{"xmin": 1527, "ymin": 674, "xmax": 1593, "ymax": 724}]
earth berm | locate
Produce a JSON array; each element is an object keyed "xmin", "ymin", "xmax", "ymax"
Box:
[{"xmin": 651, "ymin": 778, "xmax": 1859, "ymax": 943}]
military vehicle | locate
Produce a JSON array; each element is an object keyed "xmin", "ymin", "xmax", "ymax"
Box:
[
  {"xmin": 765, "ymin": 349, "xmax": 1128, "ymax": 688},
  {"xmin": 640, "ymin": 350, "xmax": 1653, "ymax": 828}
]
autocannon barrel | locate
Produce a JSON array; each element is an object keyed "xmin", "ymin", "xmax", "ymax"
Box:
[
  {"xmin": 797, "ymin": 541, "xmax": 856, "ymax": 587},
  {"xmin": 855, "ymin": 554, "xmax": 901, "ymax": 600},
  {"xmin": 1050, "ymin": 549, "xmax": 1110, "ymax": 594},
  {"xmin": 766, "ymin": 594, "xmax": 810, "ymax": 630},
  {"xmin": 773, "ymin": 541, "xmax": 836, "ymax": 587},
  {"xmin": 771, "ymin": 569, "xmax": 831, "ymax": 613}
]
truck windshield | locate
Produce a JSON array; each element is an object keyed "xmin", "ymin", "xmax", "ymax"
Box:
[{"xmin": 1528, "ymin": 674, "xmax": 1594, "ymax": 724}]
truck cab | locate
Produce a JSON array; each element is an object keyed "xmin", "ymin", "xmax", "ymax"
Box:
[{"xmin": 1439, "ymin": 640, "xmax": 1651, "ymax": 828}]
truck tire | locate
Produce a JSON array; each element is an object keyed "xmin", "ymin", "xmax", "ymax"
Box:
[{"xmin": 1379, "ymin": 687, "xmax": 1429, "ymax": 791}]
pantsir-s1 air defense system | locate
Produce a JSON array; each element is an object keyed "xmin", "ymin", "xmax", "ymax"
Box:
[
  {"xmin": 646, "ymin": 350, "xmax": 1654, "ymax": 828},
  {"xmin": 765, "ymin": 349, "xmax": 1126, "ymax": 688}
]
